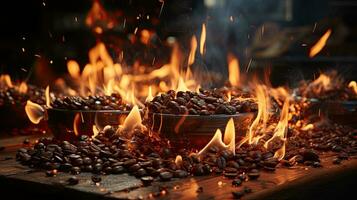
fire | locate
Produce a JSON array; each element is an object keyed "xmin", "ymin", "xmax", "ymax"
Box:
[
  {"xmin": 175, "ymin": 155, "xmax": 183, "ymax": 168},
  {"xmin": 92, "ymin": 125, "xmax": 99, "ymax": 139},
  {"xmin": 18, "ymin": 82, "xmax": 28, "ymax": 94},
  {"xmin": 301, "ymin": 123, "xmax": 314, "ymax": 131},
  {"xmin": 0, "ymin": 74, "xmax": 13, "ymax": 88},
  {"xmin": 306, "ymin": 73, "xmax": 332, "ymax": 94},
  {"xmin": 25, "ymin": 100, "xmax": 45, "ymax": 124},
  {"xmin": 145, "ymin": 86, "xmax": 154, "ymax": 102},
  {"xmin": 120, "ymin": 105, "xmax": 144, "ymax": 133},
  {"xmin": 140, "ymin": 29, "xmax": 151, "ymax": 45},
  {"xmin": 348, "ymin": 81, "xmax": 357, "ymax": 94},
  {"xmin": 227, "ymin": 91, "xmax": 232, "ymax": 102},
  {"xmin": 264, "ymin": 99, "xmax": 290, "ymax": 160},
  {"xmin": 309, "ymin": 29, "xmax": 332, "ymax": 58},
  {"xmin": 176, "ymin": 77, "xmax": 190, "ymax": 92},
  {"xmin": 45, "ymin": 85, "xmax": 52, "ymax": 108},
  {"xmin": 188, "ymin": 36, "xmax": 198, "ymax": 66},
  {"xmin": 67, "ymin": 60, "xmax": 80, "ymax": 79},
  {"xmin": 227, "ymin": 53, "xmax": 240, "ymax": 87},
  {"xmin": 73, "ymin": 113, "xmax": 81, "ymax": 136},
  {"xmin": 198, "ymin": 118, "xmax": 236, "ymax": 156},
  {"xmin": 200, "ymin": 23, "xmax": 206, "ymax": 56},
  {"xmin": 239, "ymin": 84, "xmax": 270, "ymax": 146}
]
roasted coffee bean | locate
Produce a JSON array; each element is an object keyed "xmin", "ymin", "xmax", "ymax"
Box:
[
  {"xmin": 141, "ymin": 176, "xmax": 154, "ymax": 186},
  {"xmin": 135, "ymin": 168, "xmax": 147, "ymax": 177},
  {"xmin": 332, "ymin": 158, "xmax": 342, "ymax": 165},
  {"xmin": 91, "ymin": 175, "xmax": 102, "ymax": 183},
  {"xmin": 93, "ymin": 163, "xmax": 103, "ymax": 173},
  {"xmin": 67, "ymin": 176, "xmax": 79, "ymax": 185},
  {"xmin": 123, "ymin": 159, "xmax": 137, "ymax": 167},
  {"xmin": 71, "ymin": 166, "xmax": 81, "ymax": 175},
  {"xmin": 112, "ymin": 165, "xmax": 125, "ymax": 174},
  {"xmin": 159, "ymin": 172, "xmax": 173, "ymax": 181},
  {"xmin": 192, "ymin": 164, "xmax": 205, "ymax": 176},
  {"xmin": 247, "ymin": 169, "xmax": 260, "ymax": 180},
  {"xmin": 232, "ymin": 191, "xmax": 244, "ymax": 199},
  {"xmin": 46, "ymin": 170, "xmax": 57, "ymax": 177},
  {"xmin": 216, "ymin": 157, "xmax": 227, "ymax": 169},
  {"xmin": 174, "ymin": 170, "xmax": 188, "ymax": 178},
  {"xmin": 23, "ymin": 139, "xmax": 30, "ymax": 145},
  {"xmin": 312, "ymin": 161, "xmax": 322, "ymax": 168},
  {"xmin": 232, "ymin": 179, "xmax": 242, "ymax": 187}
]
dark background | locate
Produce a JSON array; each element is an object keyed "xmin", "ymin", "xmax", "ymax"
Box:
[{"xmin": 1, "ymin": 0, "xmax": 357, "ymax": 86}]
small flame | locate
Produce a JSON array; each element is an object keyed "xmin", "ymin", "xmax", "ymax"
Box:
[
  {"xmin": 67, "ymin": 60, "xmax": 81, "ymax": 79},
  {"xmin": 264, "ymin": 99, "xmax": 290, "ymax": 160},
  {"xmin": 18, "ymin": 82, "xmax": 28, "ymax": 94},
  {"xmin": 227, "ymin": 53, "xmax": 240, "ymax": 87},
  {"xmin": 25, "ymin": 100, "xmax": 45, "ymax": 124},
  {"xmin": 307, "ymin": 73, "xmax": 332, "ymax": 95},
  {"xmin": 274, "ymin": 139, "xmax": 286, "ymax": 161},
  {"xmin": 198, "ymin": 118, "xmax": 236, "ymax": 156},
  {"xmin": 73, "ymin": 113, "xmax": 81, "ymax": 136},
  {"xmin": 45, "ymin": 85, "xmax": 52, "ymax": 108},
  {"xmin": 301, "ymin": 124, "xmax": 314, "ymax": 131},
  {"xmin": 200, "ymin": 23, "xmax": 206, "ymax": 56},
  {"xmin": 188, "ymin": 36, "xmax": 197, "ymax": 66},
  {"xmin": 176, "ymin": 77, "xmax": 190, "ymax": 92},
  {"xmin": 227, "ymin": 91, "xmax": 232, "ymax": 102},
  {"xmin": 348, "ymin": 81, "xmax": 357, "ymax": 94},
  {"xmin": 0, "ymin": 74, "xmax": 13, "ymax": 88},
  {"xmin": 145, "ymin": 86, "xmax": 154, "ymax": 102},
  {"xmin": 92, "ymin": 125, "xmax": 99, "ymax": 138},
  {"xmin": 175, "ymin": 155, "xmax": 183, "ymax": 168},
  {"xmin": 309, "ymin": 29, "xmax": 332, "ymax": 58},
  {"xmin": 121, "ymin": 105, "xmax": 143, "ymax": 133},
  {"xmin": 140, "ymin": 29, "xmax": 151, "ymax": 45}
]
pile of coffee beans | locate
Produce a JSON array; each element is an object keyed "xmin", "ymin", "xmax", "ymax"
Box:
[
  {"xmin": 51, "ymin": 93, "xmax": 132, "ymax": 110},
  {"xmin": 147, "ymin": 89, "xmax": 257, "ymax": 115},
  {"xmin": 0, "ymin": 85, "xmax": 46, "ymax": 107}
]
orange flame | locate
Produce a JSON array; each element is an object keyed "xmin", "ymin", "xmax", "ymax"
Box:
[
  {"xmin": 227, "ymin": 53, "xmax": 240, "ymax": 87},
  {"xmin": 198, "ymin": 118, "xmax": 236, "ymax": 156},
  {"xmin": 45, "ymin": 85, "xmax": 52, "ymax": 108},
  {"xmin": 348, "ymin": 81, "xmax": 357, "ymax": 94},
  {"xmin": 121, "ymin": 105, "xmax": 144, "ymax": 133},
  {"xmin": 309, "ymin": 29, "xmax": 332, "ymax": 58},
  {"xmin": 307, "ymin": 73, "xmax": 332, "ymax": 95},
  {"xmin": 92, "ymin": 125, "xmax": 99, "ymax": 138},
  {"xmin": 73, "ymin": 113, "xmax": 82, "ymax": 136},
  {"xmin": 67, "ymin": 60, "xmax": 81, "ymax": 79},
  {"xmin": 25, "ymin": 100, "xmax": 45, "ymax": 124},
  {"xmin": 18, "ymin": 82, "xmax": 28, "ymax": 94},
  {"xmin": 0, "ymin": 74, "xmax": 13, "ymax": 88},
  {"xmin": 176, "ymin": 77, "xmax": 190, "ymax": 92},
  {"xmin": 188, "ymin": 36, "xmax": 197, "ymax": 66},
  {"xmin": 175, "ymin": 155, "xmax": 183, "ymax": 168},
  {"xmin": 145, "ymin": 86, "xmax": 154, "ymax": 102},
  {"xmin": 200, "ymin": 23, "xmax": 206, "ymax": 56},
  {"xmin": 301, "ymin": 124, "xmax": 314, "ymax": 131},
  {"xmin": 264, "ymin": 99, "xmax": 290, "ymax": 160}
]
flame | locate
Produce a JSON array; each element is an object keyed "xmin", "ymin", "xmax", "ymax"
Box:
[
  {"xmin": 67, "ymin": 60, "xmax": 80, "ymax": 79},
  {"xmin": 309, "ymin": 29, "xmax": 332, "ymax": 58},
  {"xmin": 175, "ymin": 155, "xmax": 183, "ymax": 168},
  {"xmin": 140, "ymin": 29, "xmax": 151, "ymax": 45},
  {"xmin": 0, "ymin": 74, "xmax": 13, "ymax": 88},
  {"xmin": 92, "ymin": 125, "xmax": 99, "ymax": 139},
  {"xmin": 188, "ymin": 36, "xmax": 197, "ymax": 66},
  {"xmin": 73, "ymin": 113, "xmax": 81, "ymax": 136},
  {"xmin": 239, "ymin": 84, "xmax": 270, "ymax": 146},
  {"xmin": 200, "ymin": 23, "xmax": 206, "ymax": 56},
  {"xmin": 348, "ymin": 81, "xmax": 357, "ymax": 94},
  {"xmin": 227, "ymin": 91, "xmax": 232, "ymax": 102},
  {"xmin": 176, "ymin": 77, "xmax": 190, "ymax": 92},
  {"xmin": 227, "ymin": 53, "xmax": 240, "ymax": 87},
  {"xmin": 198, "ymin": 118, "xmax": 236, "ymax": 156},
  {"xmin": 145, "ymin": 86, "xmax": 154, "ymax": 102},
  {"xmin": 306, "ymin": 73, "xmax": 332, "ymax": 94},
  {"xmin": 264, "ymin": 99, "xmax": 290, "ymax": 160},
  {"xmin": 18, "ymin": 82, "xmax": 28, "ymax": 94},
  {"xmin": 301, "ymin": 124, "xmax": 314, "ymax": 131},
  {"xmin": 45, "ymin": 85, "xmax": 52, "ymax": 108},
  {"xmin": 25, "ymin": 100, "xmax": 45, "ymax": 124},
  {"xmin": 121, "ymin": 105, "xmax": 143, "ymax": 132}
]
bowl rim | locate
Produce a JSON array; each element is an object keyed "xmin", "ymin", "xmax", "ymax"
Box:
[
  {"xmin": 47, "ymin": 108, "xmax": 130, "ymax": 114},
  {"xmin": 152, "ymin": 112, "xmax": 255, "ymax": 119}
]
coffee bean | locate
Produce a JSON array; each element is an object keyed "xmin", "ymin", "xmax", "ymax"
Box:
[
  {"xmin": 91, "ymin": 175, "xmax": 102, "ymax": 183},
  {"xmin": 67, "ymin": 176, "xmax": 79, "ymax": 185},
  {"xmin": 232, "ymin": 179, "xmax": 242, "ymax": 186},
  {"xmin": 174, "ymin": 170, "xmax": 188, "ymax": 178},
  {"xmin": 216, "ymin": 157, "xmax": 226, "ymax": 169},
  {"xmin": 141, "ymin": 176, "xmax": 154, "ymax": 186},
  {"xmin": 71, "ymin": 167, "xmax": 81, "ymax": 175},
  {"xmin": 232, "ymin": 191, "xmax": 244, "ymax": 199},
  {"xmin": 247, "ymin": 169, "xmax": 260, "ymax": 180},
  {"xmin": 332, "ymin": 158, "xmax": 341, "ymax": 165},
  {"xmin": 159, "ymin": 172, "xmax": 173, "ymax": 181}
]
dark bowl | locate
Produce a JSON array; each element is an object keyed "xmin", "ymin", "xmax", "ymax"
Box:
[
  {"xmin": 47, "ymin": 108, "xmax": 129, "ymax": 140},
  {"xmin": 323, "ymin": 100, "xmax": 357, "ymax": 128},
  {"xmin": 149, "ymin": 112, "xmax": 255, "ymax": 148}
]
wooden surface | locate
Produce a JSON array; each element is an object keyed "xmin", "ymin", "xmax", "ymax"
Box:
[{"xmin": 1, "ymin": 135, "xmax": 357, "ymax": 200}]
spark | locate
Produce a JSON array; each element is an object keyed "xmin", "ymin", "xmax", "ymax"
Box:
[
  {"xmin": 312, "ymin": 22, "xmax": 317, "ymax": 33},
  {"xmin": 159, "ymin": 0, "xmax": 165, "ymax": 18},
  {"xmin": 246, "ymin": 58, "xmax": 253, "ymax": 72},
  {"xmin": 21, "ymin": 48, "xmax": 25, "ymax": 52}
]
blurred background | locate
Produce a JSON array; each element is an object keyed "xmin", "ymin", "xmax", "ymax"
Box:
[{"xmin": 1, "ymin": 0, "xmax": 357, "ymax": 87}]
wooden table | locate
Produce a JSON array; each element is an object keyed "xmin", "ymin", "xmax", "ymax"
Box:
[{"xmin": 1, "ymin": 135, "xmax": 357, "ymax": 200}]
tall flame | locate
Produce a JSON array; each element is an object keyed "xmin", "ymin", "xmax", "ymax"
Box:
[
  {"xmin": 45, "ymin": 85, "xmax": 52, "ymax": 108},
  {"xmin": 176, "ymin": 77, "xmax": 190, "ymax": 92},
  {"xmin": 145, "ymin": 86, "xmax": 154, "ymax": 102},
  {"xmin": 73, "ymin": 113, "xmax": 81, "ymax": 136},
  {"xmin": 198, "ymin": 118, "xmax": 236, "ymax": 156},
  {"xmin": 67, "ymin": 60, "xmax": 81, "ymax": 79},
  {"xmin": 227, "ymin": 53, "xmax": 240, "ymax": 87},
  {"xmin": 25, "ymin": 100, "xmax": 45, "ymax": 124},
  {"xmin": 188, "ymin": 36, "xmax": 198, "ymax": 66},
  {"xmin": 200, "ymin": 23, "xmax": 206, "ymax": 56},
  {"xmin": 264, "ymin": 99, "xmax": 290, "ymax": 160},
  {"xmin": 121, "ymin": 105, "xmax": 143, "ymax": 132},
  {"xmin": 348, "ymin": 81, "xmax": 357, "ymax": 94},
  {"xmin": 309, "ymin": 29, "xmax": 332, "ymax": 58}
]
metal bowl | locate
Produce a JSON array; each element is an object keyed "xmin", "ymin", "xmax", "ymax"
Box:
[
  {"xmin": 47, "ymin": 108, "xmax": 129, "ymax": 140},
  {"xmin": 149, "ymin": 112, "xmax": 255, "ymax": 148}
]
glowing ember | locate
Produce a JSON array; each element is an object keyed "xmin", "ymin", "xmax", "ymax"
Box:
[
  {"xmin": 348, "ymin": 81, "xmax": 357, "ymax": 94},
  {"xmin": 227, "ymin": 53, "xmax": 240, "ymax": 87},
  {"xmin": 25, "ymin": 100, "xmax": 45, "ymax": 124},
  {"xmin": 301, "ymin": 124, "xmax": 314, "ymax": 131},
  {"xmin": 175, "ymin": 155, "xmax": 183, "ymax": 168},
  {"xmin": 309, "ymin": 29, "xmax": 332, "ymax": 58},
  {"xmin": 200, "ymin": 23, "xmax": 206, "ymax": 56}
]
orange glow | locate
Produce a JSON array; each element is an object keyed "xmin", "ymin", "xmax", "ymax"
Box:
[
  {"xmin": 264, "ymin": 99, "xmax": 290, "ymax": 160},
  {"xmin": 121, "ymin": 105, "xmax": 144, "ymax": 133},
  {"xmin": 92, "ymin": 125, "xmax": 99, "ymax": 139},
  {"xmin": 307, "ymin": 73, "xmax": 332, "ymax": 95},
  {"xmin": 0, "ymin": 74, "xmax": 13, "ymax": 88},
  {"xmin": 145, "ymin": 86, "xmax": 154, "ymax": 102},
  {"xmin": 25, "ymin": 100, "xmax": 45, "ymax": 124},
  {"xmin": 309, "ymin": 29, "xmax": 332, "ymax": 58},
  {"xmin": 348, "ymin": 81, "xmax": 357, "ymax": 94},
  {"xmin": 73, "ymin": 113, "xmax": 81, "ymax": 136},
  {"xmin": 301, "ymin": 124, "xmax": 314, "ymax": 131},
  {"xmin": 200, "ymin": 23, "xmax": 206, "ymax": 56},
  {"xmin": 227, "ymin": 53, "xmax": 240, "ymax": 87},
  {"xmin": 176, "ymin": 77, "xmax": 190, "ymax": 92},
  {"xmin": 18, "ymin": 82, "xmax": 28, "ymax": 94},
  {"xmin": 67, "ymin": 60, "xmax": 80, "ymax": 79},
  {"xmin": 175, "ymin": 155, "xmax": 183, "ymax": 168},
  {"xmin": 45, "ymin": 85, "xmax": 52, "ymax": 108},
  {"xmin": 227, "ymin": 91, "xmax": 232, "ymax": 102},
  {"xmin": 198, "ymin": 118, "xmax": 236, "ymax": 156},
  {"xmin": 188, "ymin": 36, "xmax": 197, "ymax": 66},
  {"xmin": 140, "ymin": 29, "xmax": 151, "ymax": 45}
]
